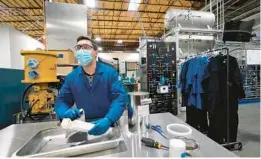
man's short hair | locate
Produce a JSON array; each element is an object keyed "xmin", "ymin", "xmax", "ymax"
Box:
[{"xmin": 76, "ymin": 36, "xmax": 98, "ymax": 51}]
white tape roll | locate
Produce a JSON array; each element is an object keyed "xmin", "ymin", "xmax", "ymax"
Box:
[{"xmin": 167, "ymin": 123, "xmax": 192, "ymax": 138}]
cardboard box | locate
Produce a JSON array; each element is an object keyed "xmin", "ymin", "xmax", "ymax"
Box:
[{"xmin": 49, "ymin": 50, "xmax": 77, "ymax": 75}]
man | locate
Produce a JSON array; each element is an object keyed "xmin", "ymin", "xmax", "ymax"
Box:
[{"xmin": 55, "ymin": 36, "xmax": 130, "ymax": 135}]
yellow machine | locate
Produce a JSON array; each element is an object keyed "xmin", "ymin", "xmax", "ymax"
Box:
[{"xmin": 21, "ymin": 50, "xmax": 59, "ymax": 115}]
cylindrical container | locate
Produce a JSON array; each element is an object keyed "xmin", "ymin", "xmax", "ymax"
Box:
[
  {"xmin": 165, "ymin": 9, "xmax": 215, "ymax": 30},
  {"xmin": 138, "ymin": 114, "xmax": 149, "ymax": 134},
  {"xmin": 128, "ymin": 92, "xmax": 150, "ymax": 134},
  {"xmin": 119, "ymin": 109, "xmax": 129, "ymax": 134},
  {"xmin": 169, "ymin": 139, "xmax": 186, "ymax": 157},
  {"xmin": 21, "ymin": 50, "xmax": 59, "ymax": 83}
]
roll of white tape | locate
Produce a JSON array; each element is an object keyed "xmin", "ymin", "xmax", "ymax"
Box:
[
  {"xmin": 167, "ymin": 123, "xmax": 192, "ymax": 138},
  {"xmin": 169, "ymin": 139, "xmax": 186, "ymax": 157}
]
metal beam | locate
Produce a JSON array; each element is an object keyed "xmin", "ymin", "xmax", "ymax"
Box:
[
  {"xmin": 91, "ymin": 14, "xmax": 163, "ymax": 20},
  {"xmin": 200, "ymin": 0, "xmax": 218, "ymax": 11},
  {"xmin": 90, "ymin": 19, "xmax": 164, "ymax": 24},
  {"xmin": 0, "ymin": 7, "xmax": 41, "ymax": 9},
  {"xmin": 5, "ymin": 6, "xmax": 197, "ymax": 13},
  {"xmin": 90, "ymin": 8, "xmax": 174, "ymax": 14},
  {"xmin": 97, "ymin": 0, "xmax": 199, "ymax": 8},
  {"xmin": 225, "ymin": 0, "xmax": 257, "ymax": 17},
  {"xmin": 93, "ymin": 34, "xmax": 155, "ymax": 36},
  {"xmin": 231, "ymin": 6, "xmax": 260, "ymax": 21},
  {"xmin": 0, "ymin": 15, "xmax": 43, "ymax": 17},
  {"xmin": 90, "ymin": 27, "xmax": 163, "ymax": 31},
  {"xmin": 19, "ymin": 27, "xmax": 164, "ymax": 32},
  {"xmin": 0, "ymin": 20, "xmax": 44, "ymax": 23},
  {"xmin": 16, "ymin": 28, "xmax": 44, "ymax": 31},
  {"xmin": 241, "ymin": 12, "xmax": 260, "ymax": 21}
]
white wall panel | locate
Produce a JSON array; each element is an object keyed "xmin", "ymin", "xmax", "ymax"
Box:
[
  {"xmin": 98, "ymin": 53, "xmax": 139, "ymax": 62},
  {"xmin": 0, "ymin": 25, "xmax": 11, "ymax": 68},
  {"xmin": 0, "ymin": 25, "xmax": 44, "ymax": 69},
  {"xmin": 9, "ymin": 27, "xmax": 44, "ymax": 69}
]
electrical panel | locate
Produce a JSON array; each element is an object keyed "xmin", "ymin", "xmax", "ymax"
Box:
[
  {"xmin": 240, "ymin": 65, "xmax": 260, "ymax": 99},
  {"xmin": 140, "ymin": 42, "xmax": 177, "ymax": 115}
]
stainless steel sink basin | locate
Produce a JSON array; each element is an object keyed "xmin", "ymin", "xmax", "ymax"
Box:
[{"xmin": 12, "ymin": 127, "xmax": 125, "ymax": 157}]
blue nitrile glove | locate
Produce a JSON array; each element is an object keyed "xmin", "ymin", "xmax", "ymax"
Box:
[
  {"xmin": 63, "ymin": 108, "xmax": 81, "ymax": 120},
  {"xmin": 88, "ymin": 118, "xmax": 112, "ymax": 135}
]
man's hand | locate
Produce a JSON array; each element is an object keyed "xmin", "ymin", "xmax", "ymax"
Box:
[
  {"xmin": 88, "ymin": 118, "xmax": 112, "ymax": 135},
  {"xmin": 63, "ymin": 108, "xmax": 81, "ymax": 120}
]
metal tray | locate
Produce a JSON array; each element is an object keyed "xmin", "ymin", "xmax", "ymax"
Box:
[{"xmin": 12, "ymin": 127, "xmax": 123, "ymax": 157}]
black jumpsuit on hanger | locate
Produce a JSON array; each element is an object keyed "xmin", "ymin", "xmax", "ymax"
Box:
[
  {"xmin": 181, "ymin": 60, "xmax": 208, "ymax": 133},
  {"xmin": 202, "ymin": 55, "xmax": 245, "ymax": 144}
]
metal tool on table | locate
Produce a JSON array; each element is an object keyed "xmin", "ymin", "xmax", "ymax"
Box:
[
  {"xmin": 146, "ymin": 123, "xmax": 168, "ymax": 139},
  {"xmin": 141, "ymin": 137, "xmax": 169, "ymax": 150},
  {"xmin": 141, "ymin": 137, "xmax": 196, "ymax": 157}
]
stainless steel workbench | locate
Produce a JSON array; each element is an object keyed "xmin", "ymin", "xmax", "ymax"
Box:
[{"xmin": 0, "ymin": 113, "xmax": 237, "ymax": 157}]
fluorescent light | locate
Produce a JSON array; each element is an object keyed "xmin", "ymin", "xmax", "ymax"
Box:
[
  {"xmin": 85, "ymin": 0, "xmax": 95, "ymax": 8},
  {"xmin": 117, "ymin": 40, "xmax": 123, "ymax": 44},
  {"xmin": 98, "ymin": 47, "xmax": 103, "ymax": 51},
  {"xmin": 128, "ymin": 0, "xmax": 141, "ymax": 11},
  {"xmin": 95, "ymin": 37, "xmax": 101, "ymax": 42}
]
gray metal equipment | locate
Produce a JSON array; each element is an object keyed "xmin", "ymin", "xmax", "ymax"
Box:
[
  {"xmin": 45, "ymin": 1, "xmax": 88, "ymax": 50},
  {"xmin": 12, "ymin": 127, "xmax": 123, "ymax": 157},
  {"xmin": 165, "ymin": 9, "xmax": 215, "ymax": 30}
]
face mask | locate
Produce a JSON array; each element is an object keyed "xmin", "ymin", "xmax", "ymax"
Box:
[{"xmin": 75, "ymin": 49, "xmax": 93, "ymax": 66}]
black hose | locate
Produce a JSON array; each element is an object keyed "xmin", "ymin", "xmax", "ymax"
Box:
[
  {"xmin": 21, "ymin": 84, "xmax": 49, "ymax": 121},
  {"xmin": 20, "ymin": 83, "xmax": 35, "ymax": 113}
]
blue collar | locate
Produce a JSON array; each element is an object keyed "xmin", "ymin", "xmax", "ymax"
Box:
[{"xmin": 78, "ymin": 62, "xmax": 104, "ymax": 75}]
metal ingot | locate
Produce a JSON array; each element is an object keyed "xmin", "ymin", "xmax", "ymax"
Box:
[{"xmin": 128, "ymin": 92, "xmax": 150, "ymax": 134}]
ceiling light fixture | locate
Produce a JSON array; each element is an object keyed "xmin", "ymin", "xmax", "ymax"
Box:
[
  {"xmin": 128, "ymin": 0, "xmax": 141, "ymax": 11},
  {"xmin": 82, "ymin": 0, "xmax": 95, "ymax": 8},
  {"xmin": 117, "ymin": 40, "xmax": 123, "ymax": 44},
  {"xmin": 95, "ymin": 37, "xmax": 101, "ymax": 41}
]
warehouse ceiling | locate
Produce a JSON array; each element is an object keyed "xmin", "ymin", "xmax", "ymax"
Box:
[{"xmin": 0, "ymin": 0, "xmax": 259, "ymax": 52}]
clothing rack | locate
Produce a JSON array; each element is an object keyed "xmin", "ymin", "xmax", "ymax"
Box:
[
  {"xmin": 221, "ymin": 47, "xmax": 243, "ymax": 151},
  {"xmin": 182, "ymin": 47, "xmax": 244, "ymax": 150}
]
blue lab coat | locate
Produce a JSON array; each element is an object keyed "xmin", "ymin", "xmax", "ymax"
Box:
[{"xmin": 54, "ymin": 62, "xmax": 127, "ymax": 123}]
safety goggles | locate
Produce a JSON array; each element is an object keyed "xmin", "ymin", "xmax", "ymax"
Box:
[{"xmin": 74, "ymin": 44, "xmax": 94, "ymax": 51}]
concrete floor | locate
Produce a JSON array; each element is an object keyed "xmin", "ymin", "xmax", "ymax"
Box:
[{"xmin": 177, "ymin": 103, "xmax": 260, "ymax": 157}]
